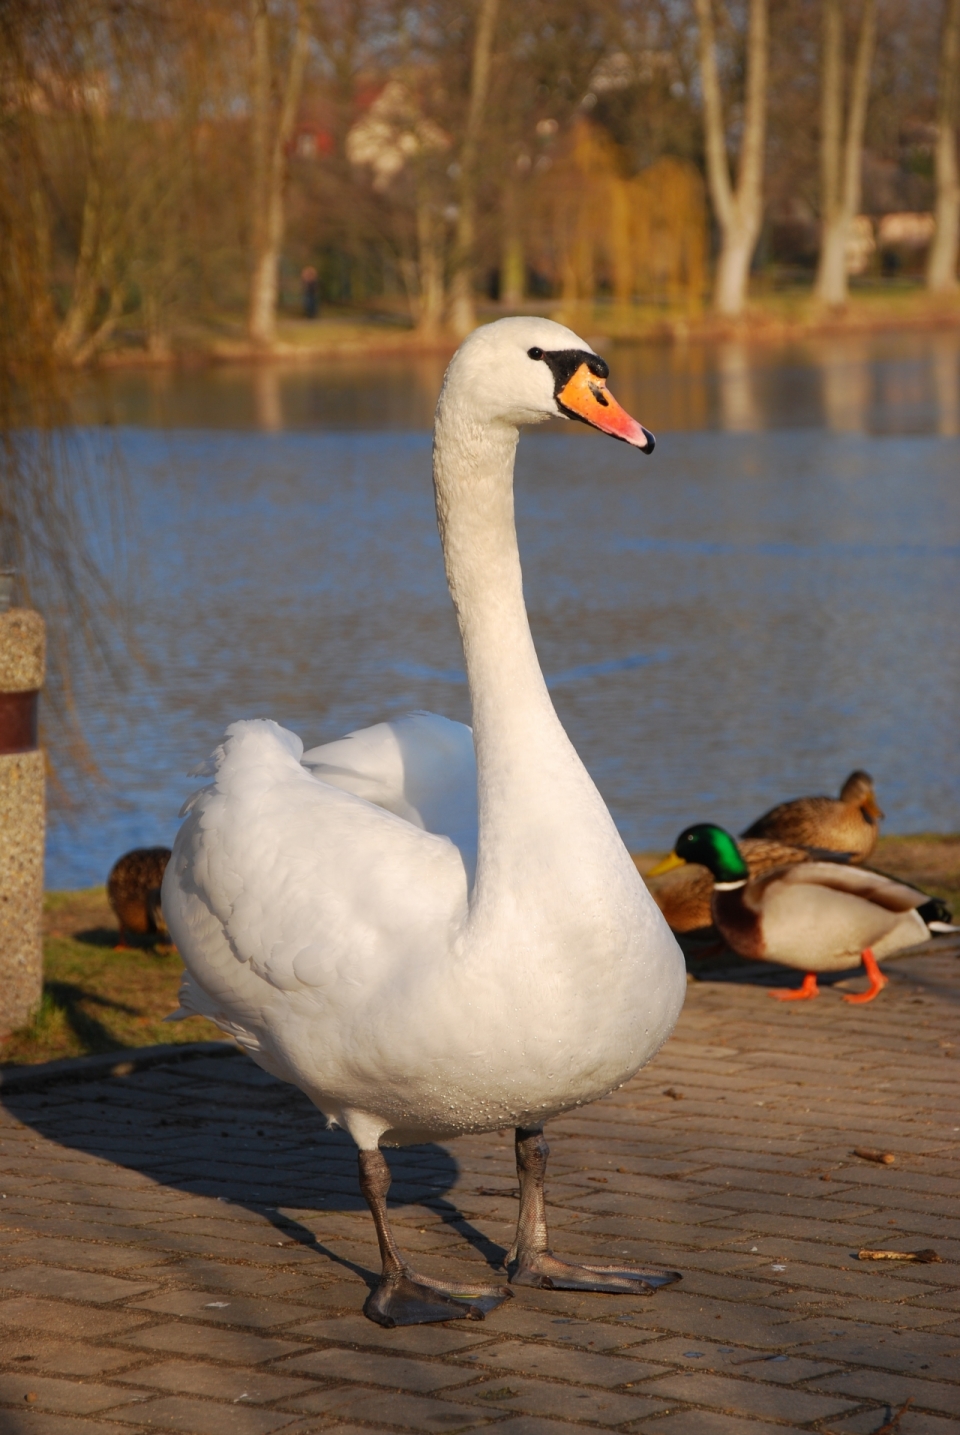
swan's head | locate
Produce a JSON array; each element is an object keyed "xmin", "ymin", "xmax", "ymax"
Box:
[{"xmin": 441, "ymin": 317, "xmax": 654, "ymax": 452}]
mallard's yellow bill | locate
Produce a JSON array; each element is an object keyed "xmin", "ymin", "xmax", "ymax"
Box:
[{"xmin": 648, "ymin": 851, "xmax": 687, "ymax": 876}]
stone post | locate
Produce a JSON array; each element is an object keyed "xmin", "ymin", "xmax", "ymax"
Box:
[{"xmin": 0, "ymin": 593, "xmax": 46, "ymax": 1037}]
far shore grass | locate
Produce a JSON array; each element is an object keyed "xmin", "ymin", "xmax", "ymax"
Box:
[
  {"xmin": 2, "ymin": 835, "xmax": 957, "ymax": 1071},
  {"xmin": 96, "ymin": 284, "xmax": 960, "ymax": 369}
]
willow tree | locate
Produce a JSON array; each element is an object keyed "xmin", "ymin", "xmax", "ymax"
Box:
[
  {"xmin": 927, "ymin": 0, "xmax": 960, "ymax": 293},
  {"xmin": 0, "ymin": 0, "xmax": 126, "ymax": 791},
  {"xmin": 695, "ymin": 0, "xmax": 769, "ymax": 317},
  {"xmin": 448, "ymin": 0, "xmax": 500, "ymax": 338},
  {"xmin": 814, "ymin": 0, "xmax": 877, "ymax": 309},
  {"xmin": 247, "ymin": 0, "xmax": 311, "ymax": 347}
]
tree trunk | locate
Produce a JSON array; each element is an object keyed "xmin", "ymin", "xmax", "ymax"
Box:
[
  {"xmin": 247, "ymin": 0, "xmax": 310, "ymax": 348},
  {"xmin": 448, "ymin": 0, "xmax": 500, "ymax": 337},
  {"xmin": 928, "ymin": 0, "xmax": 960, "ymax": 293},
  {"xmin": 500, "ymin": 174, "xmax": 524, "ymax": 306},
  {"xmin": 814, "ymin": 0, "xmax": 877, "ymax": 309},
  {"xmin": 415, "ymin": 188, "xmax": 445, "ymax": 337},
  {"xmin": 695, "ymin": 0, "xmax": 768, "ymax": 318},
  {"xmin": 54, "ymin": 118, "xmax": 107, "ymax": 361}
]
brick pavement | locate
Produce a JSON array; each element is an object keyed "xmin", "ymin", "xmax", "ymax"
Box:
[{"xmin": 1, "ymin": 940, "xmax": 959, "ymax": 1435}]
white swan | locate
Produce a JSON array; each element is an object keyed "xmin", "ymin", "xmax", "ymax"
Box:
[{"xmin": 163, "ymin": 317, "xmax": 686, "ymax": 1327}]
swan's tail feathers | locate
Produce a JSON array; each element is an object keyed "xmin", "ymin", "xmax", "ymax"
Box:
[
  {"xmin": 166, "ymin": 973, "xmax": 263, "ymax": 1050},
  {"xmin": 187, "ymin": 749, "xmax": 221, "ymax": 779}
]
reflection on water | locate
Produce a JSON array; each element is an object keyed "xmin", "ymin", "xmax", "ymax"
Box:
[
  {"xmin": 49, "ymin": 331, "xmax": 960, "ymax": 888},
  {"xmin": 77, "ymin": 328, "xmax": 960, "ymax": 437}
]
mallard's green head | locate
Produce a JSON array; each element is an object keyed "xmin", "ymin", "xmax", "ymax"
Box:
[{"xmin": 669, "ymin": 824, "xmax": 749, "ymax": 884}]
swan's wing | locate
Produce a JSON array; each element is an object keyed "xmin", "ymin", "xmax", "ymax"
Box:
[
  {"xmin": 754, "ymin": 861, "xmax": 926, "ymax": 913},
  {"xmin": 165, "ymin": 719, "xmax": 469, "ymax": 1004},
  {"xmin": 301, "ymin": 712, "xmax": 477, "ymax": 877}
]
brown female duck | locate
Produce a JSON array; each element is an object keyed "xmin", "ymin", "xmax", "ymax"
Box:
[
  {"xmin": 740, "ymin": 770, "xmax": 882, "ymax": 863},
  {"xmin": 107, "ymin": 847, "xmax": 171, "ymax": 948}
]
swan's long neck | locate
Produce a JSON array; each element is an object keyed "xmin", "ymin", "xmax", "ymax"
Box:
[{"xmin": 433, "ymin": 402, "xmax": 610, "ymax": 902}]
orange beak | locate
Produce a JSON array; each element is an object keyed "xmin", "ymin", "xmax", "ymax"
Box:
[{"xmin": 557, "ymin": 363, "xmax": 654, "ymax": 451}]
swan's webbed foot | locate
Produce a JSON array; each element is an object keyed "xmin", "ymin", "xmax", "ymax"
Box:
[
  {"xmin": 509, "ymin": 1127, "xmax": 681, "ymax": 1298},
  {"xmin": 358, "ymin": 1146, "xmax": 511, "ymax": 1327},
  {"xmin": 364, "ymin": 1266, "xmax": 512, "ymax": 1327},
  {"xmin": 509, "ymin": 1249, "xmax": 680, "ymax": 1294}
]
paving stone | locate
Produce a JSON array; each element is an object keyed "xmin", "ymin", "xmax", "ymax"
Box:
[
  {"xmin": 1, "ymin": 1240, "xmax": 154, "ymax": 1272},
  {"xmin": 1, "ymin": 947, "xmax": 957, "ymax": 1431},
  {"xmin": 274, "ymin": 1384, "xmax": 495, "ymax": 1427},
  {"xmin": 458, "ymin": 1374, "xmax": 668, "ymax": 1423},
  {"xmin": 0, "ymin": 1337, "xmax": 136, "ymax": 1377},
  {"xmin": 0, "ymin": 1417, "xmax": 141, "ymax": 1435},
  {"xmin": 815, "ymin": 1368, "xmax": 960, "ymax": 1417},
  {"xmin": 112, "ymin": 1359, "xmax": 318, "ymax": 1404},
  {"xmin": 104, "ymin": 1394, "xmax": 299, "ymax": 1433},
  {"xmin": 127, "ymin": 1289, "xmax": 314, "ymax": 1327},
  {"xmin": 0, "ymin": 1267, "xmax": 158, "ymax": 1304},
  {"xmin": 276, "ymin": 1345, "xmax": 478, "ymax": 1391},
  {"xmin": 0, "ymin": 1372, "xmax": 139, "ymax": 1413},
  {"xmin": 116, "ymin": 1323, "xmax": 310, "ymax": 1364},
  {"xmin": 0, "ymin": 1298, "xmax": 149, "ymax": 1339},
  {"xmin": 267, "ymin": 1427, "xmax": 373, "ymax": 1435},
  {"xmin": 479, "ymin": 1308, "xmax": 657, "ymax": 1349},
  {"xmin": 636, "ymin": 1413, "xmax": 811, "ymax": 1435},
  {"xmin": 285, "ymin": 1311, "xmax": 491, "ymax": 1353},
  {"xmin": 636, "ymin": 1335, "xmax": 843, "ymax": 1382},
  {"xmin": 638, "ymin": 1371, "xmax": 858, "ymax": 1421},
  {"xmin": 455, "ymin": 1340, "xmax": 671, "ymax": 1386},
  {"xmin": 827, "ymin": 1409, "xmax": 960, "ymax": 1434},
  {"xmin": 477, "ymin": 1418, "xmax": 636, "ymax": 1435}
]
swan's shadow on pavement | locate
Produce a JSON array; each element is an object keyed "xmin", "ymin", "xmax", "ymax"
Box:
[{"xmin": 2, "ymin": 1050, "xmax": 507, "ymax": 1294}]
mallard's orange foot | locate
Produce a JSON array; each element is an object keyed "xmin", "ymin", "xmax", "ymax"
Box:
[
  {"xmin": 770, "ymin": 972, "xmax": 819, "ymax": 1001},
  {"xmin": 510, "ymin": 1251, "xmax": 680, "ymax": 1294},
  {"xmin": 363, "ymin": 1267, "xmax": 512, "ymax": 1327},
  {"xmin": 843, "ymin": 947, "xmax": 887, "ymax": 1004}
]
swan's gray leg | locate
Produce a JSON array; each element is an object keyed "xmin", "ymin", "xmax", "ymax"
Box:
[
  {"xmin": 507, "ymin": 1126, "xmax": 681, "ymax": 1294},
  {"xmin": 358, "ymin": 1148, "xmax": 512, "ymax": 1327}
]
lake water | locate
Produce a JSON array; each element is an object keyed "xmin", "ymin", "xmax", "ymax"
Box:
[{"xmin": 48, "ymin": 329, "xmax": 960, "ymax": 889}]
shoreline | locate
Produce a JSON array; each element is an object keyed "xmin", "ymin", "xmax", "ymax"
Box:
[{"xmin": 90, "ymin": 289, "xmax": 960, "ymax": 371}]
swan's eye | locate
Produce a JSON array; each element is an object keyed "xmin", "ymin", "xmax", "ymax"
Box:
[{"xmin": 527, "ymin": 347, "xmax": 544, "ymax": 361}]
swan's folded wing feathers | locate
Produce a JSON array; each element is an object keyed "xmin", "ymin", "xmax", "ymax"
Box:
[
  {"xmin": 301, "ymin": 712, "xmax": 476, "ymax": 841},
  {"xmin": 770, "ymin": 861, "xmax": 926, "ymax": 912},
  {"xmin": 171, "ymin": 719, "xmax": 469, "ymax": 1002}
]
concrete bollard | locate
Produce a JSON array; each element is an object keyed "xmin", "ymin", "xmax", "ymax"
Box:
[{"xmin": 0, "ymin": 588, "xmax": 46, "ymax": 1037}]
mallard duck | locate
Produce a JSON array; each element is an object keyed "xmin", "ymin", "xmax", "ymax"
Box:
[
  {"xmin": 163, "ymin": 318, "xmax": 685, "ymax": 1328},
  {"xmin": 741, "ymin": 770, "xmax": 882, "ymax": 862},
  {"xmin": 107, "ymin": 847, "xmax": 171, "ymax": 949},
  {"xmin": 641, "ymin": 837, "xmax": 812, "ymax": 934},
  {"xmin": 651, "ymin": 824, "xmax": 954, "ymax": 1003}
]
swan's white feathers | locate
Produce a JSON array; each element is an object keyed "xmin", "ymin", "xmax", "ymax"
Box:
[
  {"xmin": 162, "ymin": 316, "xmax": 686, "ymax": 1148},
  {"xmin": 168, "ymin": 719, "xmax": 469, "ymax": 1002},
  {"xmin": 301, "ymin": 712, "xmax": 478, "ymax": 880}
]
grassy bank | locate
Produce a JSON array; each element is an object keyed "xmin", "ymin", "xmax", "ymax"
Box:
[
  {"xmin": 2, "ymin": 834, "xmax": 957, "ymax": 1069},
  {"xmin": 0, "ymin": 888, "xmax": 221, "ymax": 1068},
  {"xmin": 96, "ymin": 284, "xmax": 960, "ymax": 368}
]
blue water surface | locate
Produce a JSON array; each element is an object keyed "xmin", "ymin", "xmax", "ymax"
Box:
[{"xmin": 47, "ymin": 333, "xmax": 960, "ymax": 887}]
